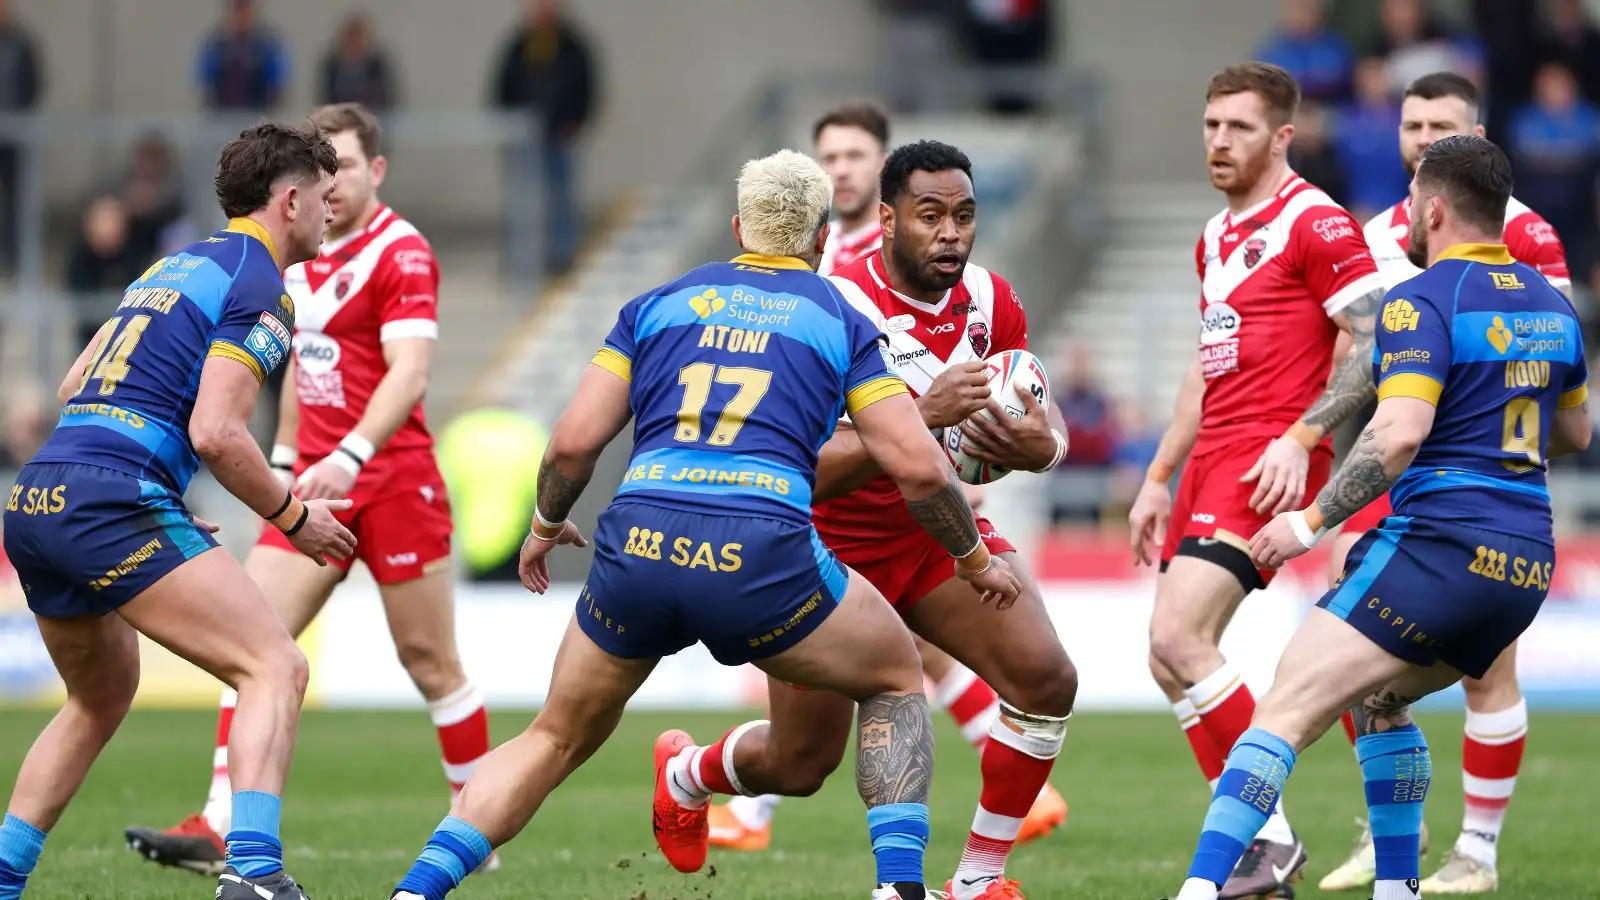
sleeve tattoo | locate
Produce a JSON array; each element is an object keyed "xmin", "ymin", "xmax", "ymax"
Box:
[
  {"xmin": 1303, "ymin": 288, "xmax": 1385, "ymax": 434},
  {"xmin": 904, "ymin": 466, "xmax": 983, "ymax": 557},
  {"xmin": 534, "ymin": 461, "xmax": 590, "ymax": 525},
  {"xmin": 1314, "ymin": 426, "xmax": 1395, "ymax": 530},
  {"xmin": 856, "ymin": 692, "xmax": 934, "ymax": 806}
]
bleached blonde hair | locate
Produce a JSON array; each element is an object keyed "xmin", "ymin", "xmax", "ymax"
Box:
[{"xmin": 735, "ymin": 149, "xmax": 833, "ymax": 258}]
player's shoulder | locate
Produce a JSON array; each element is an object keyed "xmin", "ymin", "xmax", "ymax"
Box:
[
  {"xmin": 1361, "ymin": 201, "xmax": 1403, "ymax": 236},
  {"xmin": 1502, "ymin": 196, "xmax": 1562, "ymax": 245},
  {"xmin": 368, "ymin": 208, "xmax": 433, "ymax": 264},
  {"xmin": 1281, "ymin": 181, "xmax": 1361, "ymax": 239},
  {"xmin": 959, "ymin": 260, "xmax": 1022, "ymax": 316}
]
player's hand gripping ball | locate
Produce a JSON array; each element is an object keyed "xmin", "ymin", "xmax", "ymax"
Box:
[{"xmin": 944, "ymin": 349, "xmax": 1056, "ymax": 485}]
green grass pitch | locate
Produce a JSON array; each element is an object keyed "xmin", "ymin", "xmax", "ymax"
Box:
[{"xmin": 1, "ymin": 708, "xmax": 1593, "ymax": 898}]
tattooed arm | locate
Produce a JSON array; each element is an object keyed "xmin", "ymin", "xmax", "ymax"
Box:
[
  {"xmin": 1247, "ymin": 395, "xmax": 1435, "ymax": 569},
  {"xmin": 533, "ymin": 365, "xmax": 634, "ymax": 526}
]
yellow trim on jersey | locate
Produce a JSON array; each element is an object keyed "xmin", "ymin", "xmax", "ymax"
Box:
[
  {"xmin": 591, "ymin": 347, "xmax": 632, "ymax": 382},
  {"xmin": 208, "ymin": 340, "xmax": 267, "ymax": 384},
  {"xmin": 730, "ymin": 252, "xmax": 811, "ymax": 271},
  {"xmin": 845, "ymin": 376, "xmax": 909, "ymax": 416},
  {"xmin": 226, "ymin": 217, "xmax": 281, "ymax": 268},
  {"xmin": 1378, "ymin": 372, "xmax": 1443, "ymax": 406},
  {"xmin": 1559, "ymin": 383, "xmax": 1589, "ymax": 409},
  {"xmin": 1435, "ymin": 242, "xmax": 1514, "ymax": 266}
]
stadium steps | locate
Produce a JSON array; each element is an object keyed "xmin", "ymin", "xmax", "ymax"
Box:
[{"xmin": 1055, "ymin": 182, "xmax": 1216, "ymax": 418}]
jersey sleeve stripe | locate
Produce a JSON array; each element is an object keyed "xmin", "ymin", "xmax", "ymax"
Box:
[
  {"xmin": 207, "ymin": 340, "xmax": 267, "ymax": 384},
  {"xmin": 379, "ymin": 318, "xmax": 440, "ymax": 342},
  {"xmin": 844, "ymin": 376, "xmax": 909, "ymax": 416},
  {"xmin": 1559, "ymin": 383, "xmax": 1589, "ymax": 409},
  {"xmin": 1323, "ymin": 272, "xmax": 1385, "ymax": 315},
  {"xmin": 1377, "ymin": 372, "xmax": 1443, "ymax": 406},
  {"xmin": 591, "ymin": 347, "xmax": 632, "ymax": 382}
]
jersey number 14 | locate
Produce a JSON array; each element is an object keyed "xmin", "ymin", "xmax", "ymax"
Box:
[
  {"xmin": 674, "ymin": 362, "xmax": 772, "ymax": 447},
  {"xmin": 78, "ymin": 314, "xmax": 151, "ymax": 397}
]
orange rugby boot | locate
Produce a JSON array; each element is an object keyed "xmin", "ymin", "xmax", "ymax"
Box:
[
  {"xmin": 125, "ymin": 814, "xmax": 226, "ymax": 876},
  {"xmin": 707, "ymin": 802, "xmax": 771, "ymax": 851},
  {"xmin": 1014, "ymin": 783, "xmax": 1068, "ymax": 845},
  {"xmin": 652, "ymin": 729, "xmax": 709, "ymax": 873},
  {"xmin": 946, "ymin": 875, "xmax": 1028, "ymax": 899}
]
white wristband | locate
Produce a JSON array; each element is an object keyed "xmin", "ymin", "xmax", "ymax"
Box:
[
  {"xmin": 324, "ymin": 449, "xmax": 363, "ymax": 478},
  {"xmin": 533, "ymin": 507, "xmax": 564, "ymax": 531},
  {"xmin": 338, "ymin": 433, "xmax": 375, "ymax": 464},
  {"xmin": 1033, "ymin": 430, "xmax": 1069, "ymax": 473},
  {"xmin": 1287, "ymin": 509, "xmax": 1325, "ymax": 549},
  {"xmin": 270, "ymin": 444, "xmax": 297, "ymax": 468}
]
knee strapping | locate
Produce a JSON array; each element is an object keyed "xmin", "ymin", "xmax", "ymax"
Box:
[{"xmin": 989, "ymin": 702, "xmax": 1070, "ymax": 760}]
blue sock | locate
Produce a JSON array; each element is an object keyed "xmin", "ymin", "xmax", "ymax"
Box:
[
  {"xmin": 0, "ymin": 814, "xmax": 47, "ymax": 900},
  {"xmin": 394, "ymin": 816, "xmax": 493, "ymax": 900},
  {"xmin": 1357, "ymin": 725, "xmax": 1431, "ymax": 885},
  {"xmin": 1187, "ymin": 727, "xmax": 1297, "ymax": 886},
  {"xmin": 224, "ymin": 790, "xmax": 283, "ymax": 878},
  {"xmin": 865, "ymin": 803, "xmax": 929, "ymax": 888}
]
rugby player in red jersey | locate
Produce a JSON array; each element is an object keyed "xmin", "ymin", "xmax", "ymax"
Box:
[
  {"xmin": 123, "ymin": 104, "xmax": 495, "ymax": 876},
  {"xmin": 1128, "ymin": 62, "xmax": 1387, "ymax": 899}
]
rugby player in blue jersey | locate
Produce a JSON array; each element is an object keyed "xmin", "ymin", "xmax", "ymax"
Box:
[
  {"xmin": 0, "ymin": 122, "xmax": 356, "ymax": 900},
  {"xmin": 1167, "ymin": 134, "xmax": 1590, "ymax": 900},
  {"xmin": 388, "ymin": 149, "xmax": 1020, "ymax": 900}
]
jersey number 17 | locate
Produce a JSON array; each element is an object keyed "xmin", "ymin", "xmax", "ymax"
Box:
[{"xmin": 674, "ymin": 362, "xmax": 772, "ymax": 446}]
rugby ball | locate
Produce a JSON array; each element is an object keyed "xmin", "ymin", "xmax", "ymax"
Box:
[{"xmin": 944, "ymin": 349, "xmax": 1057, "ymax": 485}]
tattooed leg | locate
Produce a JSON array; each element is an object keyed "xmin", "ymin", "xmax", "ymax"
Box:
[{"xmin": 856, "ymin": 692, "xmax": 935, "ymax": 807}]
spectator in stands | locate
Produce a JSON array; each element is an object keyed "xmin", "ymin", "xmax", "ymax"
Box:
[
  {"xmin": 1289, "ymin": 103, "xmax": 1348, "ymax": 207},
  {"xmin": 196, "ymin": 0, "xmax": 288, "ymax": 112},
  {"xmin": 1537, "ymin": 0, "xmax": 1600, "ymax": 107},
  {"xmin": 0, "ymin": 381, "xmax": 45, "ymax": 470},
  {"xmin": 108, "ymin": 134, "xmax": 192, "ymax": 261},
  {"xmin": 320, "ymin": 12, "xmax": 395, "ymax": 111},
  {"xmin": 492, "ymin": 0, "xmax": 599, "ymax": 277},
  {"xmin": 1256, "ymin": 0, "xmax": 1355, "ymax": 104},
  {"xmin": 1374, "ymin": 0, "xmax": 1466, "ymax": 95},
  {"xmin": 1331, "ymin": 56, "xmax": 1408, "ymax": 220},
  {"xmin": 0, "ymin": 0, "xmax": 42, "ymax": 275},
  {"xmin": 1508, "ymin": 62, "xmax": 1600, "ymax": 276},
  {"xmin": 64, "ymin": 196, "xmax": 147, "ymax": 348},
  {"xmin": 1050, "ymin": 341, "xmax": 1117, "ymax": 523},
  {"xmin": 1102, "ymin": 398, "xmax": 1161, "ymax": 527},
  {"xmin": 953, "ymin": 0, "xmax": 1054, "ymax": 115}
]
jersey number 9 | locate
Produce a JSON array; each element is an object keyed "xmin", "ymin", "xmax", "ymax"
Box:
[
  {"xmin": 1502, "ymin": 397, "xmax": 1541, "ymax": 473},
  {"xmin": 78, "ymin": 314, "xmax": 152, "ymax": 397},
  {"xmin": 674, "ymin": 362, "xmax": 772, "ymax": 447}
]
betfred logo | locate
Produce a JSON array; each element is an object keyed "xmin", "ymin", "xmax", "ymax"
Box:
[
  {"xmin": 1199, "ymin": 301, "xmax": 1241, "ymax": 345},
  {"xmin": 293, "ymin": 330, "xmax": 341, "ymax": 374}
]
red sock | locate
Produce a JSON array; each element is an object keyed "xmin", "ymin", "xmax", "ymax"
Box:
[
  {"xmin": 935, "ymin": 666, "xmax": 1001, "ymax": 748},
  {"xmin": 1185, "ymin": 662, "xmax": 1256, "ymax": 760},
  {"xmin": 1340, "ymin": 710, "xmax": 1358, "ymax": 746},
  {"xmin": 953, "ymin": 708, "xmax": 1063, "ymax": 885},
  {"xmin": 430, "ymin": 684, "xmax": 490, "ymax": 794},
  {"xmin": 693, "ymin": 725, "xmax": 752, "ymax": 796},
  {"xmin": 1173, "ymin": 698, "xmax": 1224, "ymax": 784},
  {"xmin": 1461, "ymin": 700, "xmax": 1528, "ymax": 852},
  {"xmin": 215, "ymin": 691, "xmax": 235, "ymax": 777},
  {"xmin": 201, "ymin": 689, "xmax": 238, "ymax": 830}
]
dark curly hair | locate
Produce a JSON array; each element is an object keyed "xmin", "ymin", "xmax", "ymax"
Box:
[
  {"xmin": 879, "ymin": 140, "xmax": 974, "ymax": 207},
  {"xmin": 214, "ymin": 120, "xmax": 339, "ymax": 219}
]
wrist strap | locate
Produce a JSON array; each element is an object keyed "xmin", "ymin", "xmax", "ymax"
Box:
[
  {"xmin": 1033, "ymin": 430, "xmax": 1069, "ymax": 472},
  {"xmin": 531, "ymin": 507, "xmax": 565, "ymax": 540},
  {"xmin": 339, "ymin": 433, "xmax": 375, "ymax": 463},
  {"xmin": 282, "ymin": 504, "xmax": 310, "ymax": 537},
  {"xmin": 1286, "ymin": 421, "xmax": 1321, "ymax": 452},
  {"xmin": 1287, "ymin": 509, "xmax": 1325, "ymax": 549},
  {"xmin": 267, "ymin": 489, "xmax": 294, "ymax": 522},
  {"xmin": 1148, "ymin": 458, "xmax": 1175, "ymax": 484},
  {"xmin": 270, "ymin": 444, "xmax": 297, "ymax": 469},
  {"xmin": 268, "ymin": 492, "xmax": 307, "ymax": 535},
  {"xmin": 955, "ymin": 536, "xmax": 991, "ymax": 574}
]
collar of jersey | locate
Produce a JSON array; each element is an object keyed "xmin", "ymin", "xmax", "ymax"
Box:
[
  {"xmin": 1436, "ymin": 242, "xmax": 1513, "ymax": 265},
  {"xmin": 226, "ymin": 217, "xmax": 281, "ymax": 267},
  {"xmin": 731, "ymin": 252, "xmax": 811, "ymax": 271}
]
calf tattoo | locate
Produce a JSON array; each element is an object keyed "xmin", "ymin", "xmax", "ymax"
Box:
[
  {"xmin": 1349, "ymin": 687, "xmax": 1423, "ymax": 735},
  {"xmin": 856, "ymin": 692, "xmax": 934, "ymax": 807}
]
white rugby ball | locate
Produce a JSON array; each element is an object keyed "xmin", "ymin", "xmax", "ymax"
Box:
[{"xmin": 944, "ymin": 349, "xmax": 1056, "ymax": 485}]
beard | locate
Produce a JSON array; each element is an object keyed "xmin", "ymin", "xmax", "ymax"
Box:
[
  {"xmin": 1405, "ymin": 215, "xmax": 1429, "ymax": 269},
  {"xmin": 889, "ymin": 236, "xmax": 963, "ymax": 295},
  {"xmin": 1208, "ymin": 148, "xmax": 1271, "ymax": 194}
]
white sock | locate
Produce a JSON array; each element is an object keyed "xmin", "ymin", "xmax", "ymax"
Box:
[
  {"xmin": 1257, "ymin": 796, "xmax": 1294, "ymax": 845},
  {"xmin": 1455, "ymin": 831, "xmax": 1498, "ymax": 870},
  {"xmin": 665, "ymin": 747, "xmax": 711, "ymax": 809},
  {"xmin": 727, "ymin": 793, "xmax": 781, "ymax": 829},
  {"xmin": 1373, "ymin": 877, "xmax": 1420, "ymax": 899},
  {"xmin": 201, "ymin": 688, "xmax": 238, "ymax": 833},
  {"xmin": 1175, "ymin": 875, "xmax": 1219, "ymax": 900}
]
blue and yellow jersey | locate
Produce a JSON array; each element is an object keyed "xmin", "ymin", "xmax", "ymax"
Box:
[
  {"xmin": 592, "ymin": 252, "xmax": 907, "ymax": 526},
  {"xmin": 1375, "ymin": 242, "xmax": 1588, "ymax": 540},
  {"xmin": 34, "ymin": 219, "xmax": 295, "ymax": 494}
]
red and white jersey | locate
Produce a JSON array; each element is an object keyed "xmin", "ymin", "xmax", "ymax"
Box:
[
  {"xmin": 813, "ymin": 250, "xmax": 1027, "ymax": 542},
  {"xmin": 1362, "ymin": 195, "xmax": 1570, "ymax": 292},
  {"xmin": 1193, "ymin": 174, "xmax": 1384, "ymax": 453},
  {"xmin": 282, "ymin": 204, "xmax": 439, "ymax": 476},
  {"xmin": 818, "ymin": 220, "xmax": 883, "ymax": 276}
]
